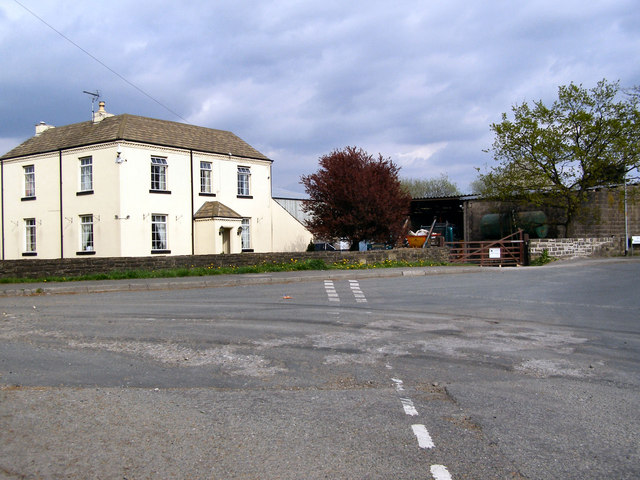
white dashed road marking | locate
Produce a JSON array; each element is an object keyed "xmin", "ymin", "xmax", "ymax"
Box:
[
  {"xmin": 349, "ymin": 280, "xmax": 367, "ymax": 303},
  {"xmin": 324, "ymin": 280, "xmax": 340, "ymax": 302},
  {"xmin": 400, "ymin": 397, "xmax": 419, "ymax": 416},
  {"xmin": 391, "ymin": 378, "xmax": 404, "ymax": 392},
  {"xmin": 324, "ymin": 280, "xmax": 368, "ymax": 303},
  {"xmin": 412, "ymin": 424, "xmax": 435, "ymax": 449},
  {"xmin": 391, "ymin": 376, "xmax": 454, "ymax": 478},
  {"xmin": 430, "ymin": 464, "xmax": 453, "ymax": 480}
]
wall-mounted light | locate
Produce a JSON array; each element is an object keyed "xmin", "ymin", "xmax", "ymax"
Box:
[
  {"xmin": 237, "ymin": 227, "xmax": 243, "ymax": 236},
  {"xmin": 219, "ymin": 226, "xmax": 225, "ymax": 235},
  {"xmin": 115, "ymin": 144, "xmax": 126, "ymax": 164}
]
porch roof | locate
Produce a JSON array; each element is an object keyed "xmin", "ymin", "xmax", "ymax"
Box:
[{"xmin": 194, "ymin": 201, "xmax": 242, "ymax": 219}]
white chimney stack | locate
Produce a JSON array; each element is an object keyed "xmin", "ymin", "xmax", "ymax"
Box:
[
  {"xmin": 93, "ymin": 100, "xmax": 114, "ymax": 123},
  {"xmin": 35, "ymin": 121, "xmax": 54, "ymax": 136}
]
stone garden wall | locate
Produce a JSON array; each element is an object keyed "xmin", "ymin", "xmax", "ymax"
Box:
[
  {"xmin": 529, "ymin": 237, "xmax": 625, "ymax": 258},
  {"xmin": 0, "ymin": 248, "xmax": 449, "ymax": 280}
]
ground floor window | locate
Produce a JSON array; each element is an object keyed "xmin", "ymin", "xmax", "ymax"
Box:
[
  {"xmin": 24, "ymin": 218, "xmax": 36, "ymax": 253},
  {"xmin": 241, "ymin": 218, "xmax": 251, "ymax": 250},
  {"xmin": 152, "ymin": 214, "xmax": 168, "ymax": 251},
  {"xmin": 80, "ymin": 215, "xmax": 94, "ymax": 252}
]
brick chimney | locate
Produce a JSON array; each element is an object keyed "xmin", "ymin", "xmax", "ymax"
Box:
[
  {"xmin": 93, "ymin": 100, "xmax": 114, "ymax": 123},
  {"xmin": 35, "ymin": 121, "xmax": 54, "ymax": 136}
]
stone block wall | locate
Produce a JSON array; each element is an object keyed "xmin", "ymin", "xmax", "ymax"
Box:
[
  {"xmin": 0, "ymin": 248, "xmax": 449, "ymax": 280},
  {"xmin": 463, "ymin": 184, "xmax": 639, "ymax": 241},
  {"xmin": 568, "ymin": 185, "xmax": 640, "ymax": 238},
  {"xmin": 529, "ymin": 237, "xmax": 624, "ymax": 258}
]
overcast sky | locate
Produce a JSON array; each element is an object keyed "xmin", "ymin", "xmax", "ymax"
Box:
[{"xmin": 1, "ymin": 0, "xmax": 639, "ymax": 196}]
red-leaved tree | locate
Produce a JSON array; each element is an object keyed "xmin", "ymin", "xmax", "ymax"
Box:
[{"xmin": 301, "ymin": 146, "xmax": 411, "ymax": 248}]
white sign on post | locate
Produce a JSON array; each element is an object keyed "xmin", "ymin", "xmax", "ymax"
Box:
[
  {"xmin": 632, "ymin": 236, "xmax": 640, "ymax": 245},
  {"xmin": 489, "ymin": 247, "xmax": 501, "ymax": 259}
]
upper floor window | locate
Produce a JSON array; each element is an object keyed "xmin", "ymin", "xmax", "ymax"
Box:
[
  {"xmin": 151, "ymin": 157, "xmax": 168, "ymax": 191},
  {"xmin": 24, "ymin": 218, "xmax": 36, "ymax": 253},
  {"xmin": 79, "ymin": 157, "xmax": 93, "ymax": 192},
  {"xmin": 24, "ymin": 165, "xmax": 35, "ymax": 198},
  {"xmin": 237, "ymin": 166, "xmax": 251, "ymax": 197},
  {"xmin": 200, "ymin": 161, "xmax": 212, "ymax": 194},
  {"xmin": 151, "ymin": 214, "xmax": 168, "ymax": 252},
  {"xmin": 80, "ymin": 215, "xmax": 94, "ymax": 252}
]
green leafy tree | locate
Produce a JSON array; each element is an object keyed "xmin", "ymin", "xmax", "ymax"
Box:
[
  {"xmin": 469, "ymin": 172, "xmax": 490, "ymax": 196},
  {"xmin": 400, "ymin": 173, "xmax": 461, "ymax": 198},
  {"xmin": 477, "ymin": 79, "xmax": 640, "ymax": 234},
  {"xmin": 301, "ymin": 146, "xmax": 411, "ymax": 248}
]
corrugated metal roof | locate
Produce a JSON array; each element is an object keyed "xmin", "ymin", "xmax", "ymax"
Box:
[{"xmin": 1, "ymin": 114, "xmax": 270, "ymax": 161}]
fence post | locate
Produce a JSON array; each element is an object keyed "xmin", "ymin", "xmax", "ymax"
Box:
[{"xmin": 522, "ymin": 232, "xmax": 530, "ymax": 266}]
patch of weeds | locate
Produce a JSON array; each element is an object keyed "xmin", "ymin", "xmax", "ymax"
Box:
[{"xmin": 530, "ymin": 248, "xmax": 555, "ymax": 266}]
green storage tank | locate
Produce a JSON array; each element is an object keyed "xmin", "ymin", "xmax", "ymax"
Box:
[
  {"xmin": 518, "ymin": 211, "xmax": 548, "ymax": 238},
  {"xmin": 481, "ymin": 211, "xmax": 548, "ymax": 239},
  {"xmin": 480, "ymin": 213, "xmax": 511, "ymax": 239}
]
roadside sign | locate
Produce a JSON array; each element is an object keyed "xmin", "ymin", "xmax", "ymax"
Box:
[
  {"xmin": 632, "ymin": 236, "xmax": 640, "ymax": 245},
  {"xmin": 489, "ymin": 248, "xmax": 501, "ymax": 259}
]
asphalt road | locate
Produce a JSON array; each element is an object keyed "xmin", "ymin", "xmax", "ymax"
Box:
[{"xmin": 0, "ymin": 258, "xmax": 638, "ymax": 479}]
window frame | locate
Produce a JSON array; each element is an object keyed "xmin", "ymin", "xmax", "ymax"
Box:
[
  {"xmin": 237, "ymin": 166, "xmax": 251, "ymax": 197},
  {"xmin": 200, "ymin": 161, "xmax": 214, "ymax": 195},
  {"xmin": 24, "ymin": 218, "xmax": 36, "ymax": 254},
  {"xmin": 151, "ymin": 214, "xmax": 170, "ymax": 253},
  {"xmin": 150, "ymin": 156, "xmax": 169, "ymax": 192},
  {"xmin": 241, "ymin": 218, "xmax": 252, "ymax": 251},
  {"xmin": 23, "ymin": 165, "xmax": 35, "ymax": 199},
  {"xmin": 79, "ymin": 214, "xmax": 95, "ymax": 254},
  {"xmin": 79, "ymin": 156, "xmax": 93, "ymax": 193}
]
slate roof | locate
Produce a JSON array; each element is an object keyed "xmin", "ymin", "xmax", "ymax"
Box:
[
  {"xmin": 194, "ymin": 201, "xmax": 242, "ymax": 219},
  {"xmin": 0, "ymin": 114, "xmax": 271, "ymax": 161}
]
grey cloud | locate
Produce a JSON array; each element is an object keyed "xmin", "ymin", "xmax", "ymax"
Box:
[{"xmin": 1, "ymin": 0, "xmax": 639, "ymax": 195}]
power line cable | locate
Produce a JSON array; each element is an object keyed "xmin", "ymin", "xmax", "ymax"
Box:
[{"xmin": 12, "ymin": 0, "xmax": 190, "ymax": 123}]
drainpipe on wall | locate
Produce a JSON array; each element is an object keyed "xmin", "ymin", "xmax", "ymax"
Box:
[
  {"xmin": 190, "ymin": 150, "xmax": 195, "ymax": 255},
  {"xmin": 59, "ymin": 150, "xmax": 64, "ymax": 258},
  {"xmin": 270, "ymin": 163, "xmax": 274, "ymax": 251},
  {"xmin": 1, "ymin": 159, "xmax": 4, "ymax": 260}
]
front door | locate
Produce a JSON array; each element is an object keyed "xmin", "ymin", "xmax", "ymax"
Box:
[{"xmin": 221, "ymin": 228, "xmax": 231, "ymax": 254}]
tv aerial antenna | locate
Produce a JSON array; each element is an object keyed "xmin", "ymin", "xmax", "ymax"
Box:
[{"xmin": 82, "ymin": 90, "xmax": 100, "ymax": 121}]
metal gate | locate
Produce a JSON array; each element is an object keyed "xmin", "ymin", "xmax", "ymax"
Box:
[{"xmin": 445, "ymin": 230, "xmax": 527, "ymax": 266}]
